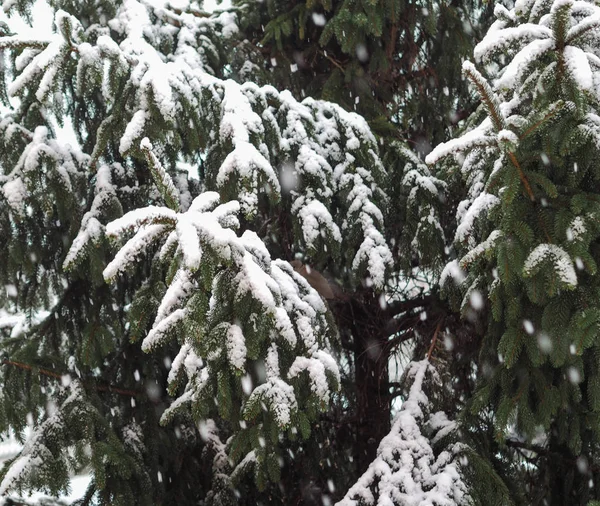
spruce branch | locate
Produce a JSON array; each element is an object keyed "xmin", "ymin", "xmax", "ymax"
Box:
[
  {"xmin": 462, "ymin": 61, "xmax": 536, "ymax": 201},
  {"xmin": 505, "ymin": 439, "xmax": 600, "ymax": 472},
  {"xmin": 167, "ymin": 5, "xmax": 212, "ymax": 19},
  {"xmin": 1, "ymin": 359, "xmax": 143, "ymax": 398},
  {"xmin": 89, "ymin": 114, "xmax": 117, "ymax": 170},
  {"xmin": 1, "ymin": 359, "xmax": 63, "ymax": 380},
  {"xmin": 383, "ymin": 294, "xmax": 434, "ymax": 318},
  {"xmin": 319, "ymin": 49, "xmax": 345, "ymax": 72},
  {"xmin": 552, "ymin": 0, "xmax": 573, "ymax": 51},
  {"xmin": 566, "ymin": 14, "xmax": 600, "ymax": 45},
  {"xmin": 507, "ymin": 151, "xmax": 536, "ymax": 201},
  {"xmin": 0, "ymin": 119, "xmax": 33, "ymax": 142},
  {"xmin": 553, "ymin": 1, "xmax": 573, "ymax": 85},
  {"xmin": 462, "ymin": 61, "xmax": 505, "ymax": 132},
  {"xmin": 153, "ymin": 7, "xmax": 183, "ymax": 28},
  {"xmin": 140, "ymin": 138, "xmax": 181, "ymax": 212},
  {"xmin": 426, "ymin": 320, "xmax": 442, "ymax": 360},
  {"xmin": 520, "ymin": 102, "xmax": 566, "ymax": 141},
  {"xmin": 0, "ymin": 36, "xmax": 49, "ymax": 50}
]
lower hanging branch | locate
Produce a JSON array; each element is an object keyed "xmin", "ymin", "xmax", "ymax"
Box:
[{"xmin": 1, "ymin": 358, "xmax": 142, "ymax": 398}]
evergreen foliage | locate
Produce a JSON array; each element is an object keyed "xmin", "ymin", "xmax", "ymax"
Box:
[
  {"xmin": 9, "ymin": 0, "xmax": 600, "ymax": 504},
  {"xmin": 232, "ymin": 0, "xmax": 493, "ymax": 146},
  {"xmin": 338, "ymin": 359, "xmax": 471, "ymax": 506},
  {"xmin": 0, "ymin": 0, "xmax": 397, "ymax": 504},
  {"xmin": 427, "ymin": 0, "xmax": 600, "ymax": 502}
]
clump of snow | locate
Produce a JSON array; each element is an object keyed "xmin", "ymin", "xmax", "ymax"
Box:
[
  {"xmin": 247, "ymin": 379, "xmax": 297, "ymax": 428},
  {"xmin": 226, "ymin": 323, "xmax": 247, "ymax": 370},
  {"xmin": 523, "ymin": 243, "xmax": 578, "ymax": 287},
  {"xmin": 288, "ymin": 356, "xmax": 331, "ymax": 404},
  {"xmin": 568, "ymin": 216, "xmax": 586, "ymax": 241},
  {"xmin": 460, "ymin": 230, "xmax": 503, "ymax": 269},
  {"xmin": 440, "ymin": 260, "xmax": 466, "ymax": 288},
  {"xmin": 564, "ymin": 45, "xmax": 593, "ymax": 92},
  {"xmin": 64, "ymin": 165, "xmax": 119, "ymax": 270},
  {"xmin": 2, "ymin": 177, "xmax": 27, "ymax": 213},
  {"xmin": 455, "ymin": 193, "xmax": 500, "ymax": 247},
  {"xmin": 425, "ymin": 124, "xmax": 496, "ymax": 166}
]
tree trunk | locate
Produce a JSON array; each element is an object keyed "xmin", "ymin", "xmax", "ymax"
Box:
[{"xmin": 334, "ymin": 291, "xmax": 391, "ymax": 475}]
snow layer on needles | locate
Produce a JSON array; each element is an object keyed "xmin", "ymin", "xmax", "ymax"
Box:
[
  {"xmin": 523, "ymin": 243, "xmax": 578, "ymax": 287},
  {"xmin": 337, "ymin": 360, "xmax": 468, "ymax": 506},
  {"xmin": 8, "ymin": 0, "xmax": 392, "ymax": 288}
]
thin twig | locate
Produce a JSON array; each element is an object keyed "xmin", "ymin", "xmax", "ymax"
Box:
[
  {"xmin": 2, "ymin": 359, "xmax": 62, "ymax": 379},
  {"xmin": 320, "ymin": 50, "xmax": 345, "ymax": 72},
  {"xmin": 508, "ymin": 151, "xmax": 536, "ymax": 202},
  {"xmin": 80, "ymin": 483, "xmax": 97, "ymax": 506},
  {"xmin": 426, "ymin": 320, "xmax": 442, "ymax": 360},
  {"xmin": 520, "ymin": 106, "xmax": 563, "ymax": 141}
]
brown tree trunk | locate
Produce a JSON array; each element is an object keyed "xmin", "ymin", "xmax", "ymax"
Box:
[{"xmin": 333, "ymin": 291, "xmax": 391, "ymax": 475}]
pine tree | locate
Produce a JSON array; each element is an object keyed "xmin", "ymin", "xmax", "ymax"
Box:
[
  {"xmin": 0, "ymin": 1, "xmax": 395, "ymax": 504},
  {"xmin": 0, "ymin": 0, "xmax": 525, "ymax": 505},
  {"xmin": 427, "ymin": 0, "xmax": 600, "ymax": 502}
]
